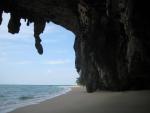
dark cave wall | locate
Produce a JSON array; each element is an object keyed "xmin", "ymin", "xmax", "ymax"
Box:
[
  {"xmin": 75, "ymin": 0, "xmax": 150, "ymax": 92},
  {"xmin": 0, "ymin": 0, "xmax": 150, "ymax": 92}
]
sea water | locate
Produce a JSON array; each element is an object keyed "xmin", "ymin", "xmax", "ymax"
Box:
[{"xmin": 0, "ymin": 85, "xmax": 71, "ymax": 113}]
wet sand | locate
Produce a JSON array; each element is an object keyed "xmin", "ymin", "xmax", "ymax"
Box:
[{"xmin": 9, "ymin": 87, "xmax": 150, "ymax": 113}]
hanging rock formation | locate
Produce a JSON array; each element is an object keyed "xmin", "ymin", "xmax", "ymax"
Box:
[{"xmin": 0, "ymin": 0, "xmax": 150, "ymax": 92}]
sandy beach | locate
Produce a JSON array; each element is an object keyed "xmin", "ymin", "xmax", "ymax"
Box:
[{"xmin": 9, "ymin": 87, "xmax": 150, "ymax": 113}]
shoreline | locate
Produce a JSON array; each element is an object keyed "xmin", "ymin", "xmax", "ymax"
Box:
[
  {"xmin": 9, "ymin": 87, "xmax": 150, "ymax": 113},
  {"xmin": 1, "ymin": 86, "xmax": 72, "ymax": 113}
]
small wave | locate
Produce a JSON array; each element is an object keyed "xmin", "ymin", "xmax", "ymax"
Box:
[
  {"xmin": 0, "ymin": 95, "xmax": 5, "ymax": 97},
  {"xmin": 0, "ymin": 85, "xmax": 71, "ymax": 113},
  {"xmin": 19, "ymin": 96, "xmax": 34, "ymax": 100}
]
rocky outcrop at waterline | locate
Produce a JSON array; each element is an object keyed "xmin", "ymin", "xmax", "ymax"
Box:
[{"xmin": 1, "ymin": 0, "xmax": 150, "ymax": 92}]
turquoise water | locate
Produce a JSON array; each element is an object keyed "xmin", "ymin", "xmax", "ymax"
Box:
[{"xmin": 0, "ymin": 85, "xmax": 71, "ymax": 113}]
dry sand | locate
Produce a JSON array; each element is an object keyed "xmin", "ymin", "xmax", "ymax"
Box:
[{"xmin": 9, "ymin": 87, "xmax": 150, "ymax": 113}]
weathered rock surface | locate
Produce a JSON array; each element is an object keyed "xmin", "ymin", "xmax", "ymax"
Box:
[{"xmin": 1, "ymin": 0, "xmax": 150, "ymax": 92}]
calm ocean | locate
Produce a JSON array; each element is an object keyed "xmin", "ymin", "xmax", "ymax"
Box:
[{"xmin": 0, "ymin": 85, "xmax": 71, "ymax": 113}]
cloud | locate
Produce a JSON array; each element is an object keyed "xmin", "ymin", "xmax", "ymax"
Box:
[
  {"xmin": 0, "ymin": 51, "xmax": 7, "ymax": 56},
  {"xmin": 0, "ymin": 57, "xmax": 7, "ymax": 63},
  {"xmin": 54, "ymin": 50, "xmax": 68, "ymax": 54},
  {"xmin": 44, "ymin": 59, "xmax": 71, "ymax": 65},
  {"xmin": 47, "ymin": 69, "xmax": 53, "ymax": 74},
  {"xmin": 16, "ymin": 60, "xmax": 33, "ymax": 65}
]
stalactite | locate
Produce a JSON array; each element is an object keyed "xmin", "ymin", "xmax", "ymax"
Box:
[
  {"xmin": 0, "ymin": 10, "xmax": 2, "ymax": 25},
  {"xmin": 34, "ymin": 18, "xmax": 46, "ymax": 55},
  {"xmin": 8, "ymin": 12, "xmax": 21, "ymax": 34}
]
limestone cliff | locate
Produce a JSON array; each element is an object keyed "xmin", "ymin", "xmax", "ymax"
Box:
[{"xmin": 0, "ymin": 0, "xmax": 150, "ymax": 92}]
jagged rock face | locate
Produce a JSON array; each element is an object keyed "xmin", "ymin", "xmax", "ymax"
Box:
[{"xmin": 1, "ymin": 0, "xmax": 150, "ymax": 92}]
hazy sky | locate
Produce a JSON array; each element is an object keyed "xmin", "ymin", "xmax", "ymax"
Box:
[{"xmin": 0, "ymin": 13, "xmax": 78, "ymax": 85}]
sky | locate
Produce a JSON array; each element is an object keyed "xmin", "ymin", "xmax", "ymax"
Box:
[{"xmin": 0, "ymin": 13, "xmax": 79, "ymax": 85}]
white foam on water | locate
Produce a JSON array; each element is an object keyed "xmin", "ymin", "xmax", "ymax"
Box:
[{"xmin": 0, "ymin": 86, "xmax": 71, "ymax": 113}]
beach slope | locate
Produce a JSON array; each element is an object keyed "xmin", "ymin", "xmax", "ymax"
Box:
[{"xmin": 9, "ymin": 87, "xmax": 150, "ymax": 113}]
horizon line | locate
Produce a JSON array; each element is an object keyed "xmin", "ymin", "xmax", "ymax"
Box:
[{"xmin": 0, "ymin": 84, "xmax": 77, "ymax": 86}]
